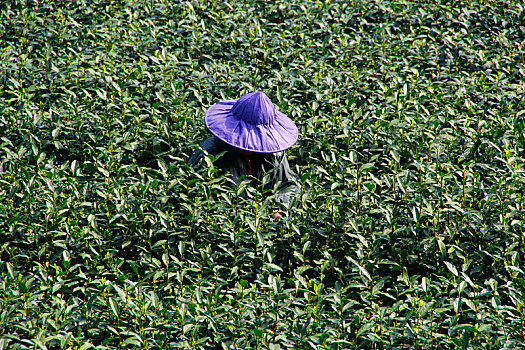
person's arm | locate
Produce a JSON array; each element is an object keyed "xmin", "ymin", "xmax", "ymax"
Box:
[{"xmin": 271, "ymin": 152, "xmax": 300, "ymax": 209}]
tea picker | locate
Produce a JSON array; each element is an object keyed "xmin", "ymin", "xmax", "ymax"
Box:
[{"xmin": 189, "ymin": 91, "xmax": 300, "ymax": 217}]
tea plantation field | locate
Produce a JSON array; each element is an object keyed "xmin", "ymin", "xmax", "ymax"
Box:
[{"xmin": 1, "ymin": 0, "xmax": 525, "ymax": 349}]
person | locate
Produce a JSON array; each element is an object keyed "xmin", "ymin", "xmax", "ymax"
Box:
[{"xmin": 189, "ymin": 91, "xmax": 300, "ymax": 212}]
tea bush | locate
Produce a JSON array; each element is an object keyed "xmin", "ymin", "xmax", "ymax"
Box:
[{"xmin": 1, "ymin": 0, "xmax": 524, "ymax": 349}]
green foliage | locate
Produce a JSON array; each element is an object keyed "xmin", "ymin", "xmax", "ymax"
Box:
[{"xmin": 1, "ymin": 0, "xmax": 525, "ymax": 348}]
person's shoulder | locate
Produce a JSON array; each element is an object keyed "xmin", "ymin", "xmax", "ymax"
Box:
[
  {"xmin": 188, "ymin": 136, "xmax": 218, "ymax": 166},
  {"xmin": 199, "ymin": 136, "xmax": 231, "ymax": 154},
  {"xmin": 260, "ymin": 151, "xmax": 287, "ymax": 166},
  {"xmin": 198, "ymin": 136, "xmax": 216, "ymax": 151},
  {"xmin": 269, "ymin": 151, "xmax": 286, "ymax": 161}
]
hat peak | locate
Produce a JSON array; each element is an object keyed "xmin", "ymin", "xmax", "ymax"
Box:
[{"xmin": 232, "ymin": 91, "xmax": 276, "ymax": 126}]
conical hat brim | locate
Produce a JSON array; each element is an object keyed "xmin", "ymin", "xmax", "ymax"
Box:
[{"xmin": 204, "ymin": 100, "xmax": 298, "ymax": 153}]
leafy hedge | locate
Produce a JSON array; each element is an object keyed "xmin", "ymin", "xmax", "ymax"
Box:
[{"xmin": 1, "ymin": 0, "xmax": 525, "ymax": 349}]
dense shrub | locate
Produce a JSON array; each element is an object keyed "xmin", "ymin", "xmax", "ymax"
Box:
[{"xmin": 1, "ymin": 0, "xmax": 524, "ymax": 349}]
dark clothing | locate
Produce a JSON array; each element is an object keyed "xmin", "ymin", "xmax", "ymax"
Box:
[{"xmin": 189, "ymin": 136, "xmax": 299, "ymax": 207}]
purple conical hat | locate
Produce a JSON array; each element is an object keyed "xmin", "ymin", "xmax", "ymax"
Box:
[{"xmin": 204, "ymin": 91, "xmax": 298, "ymax": 153}]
